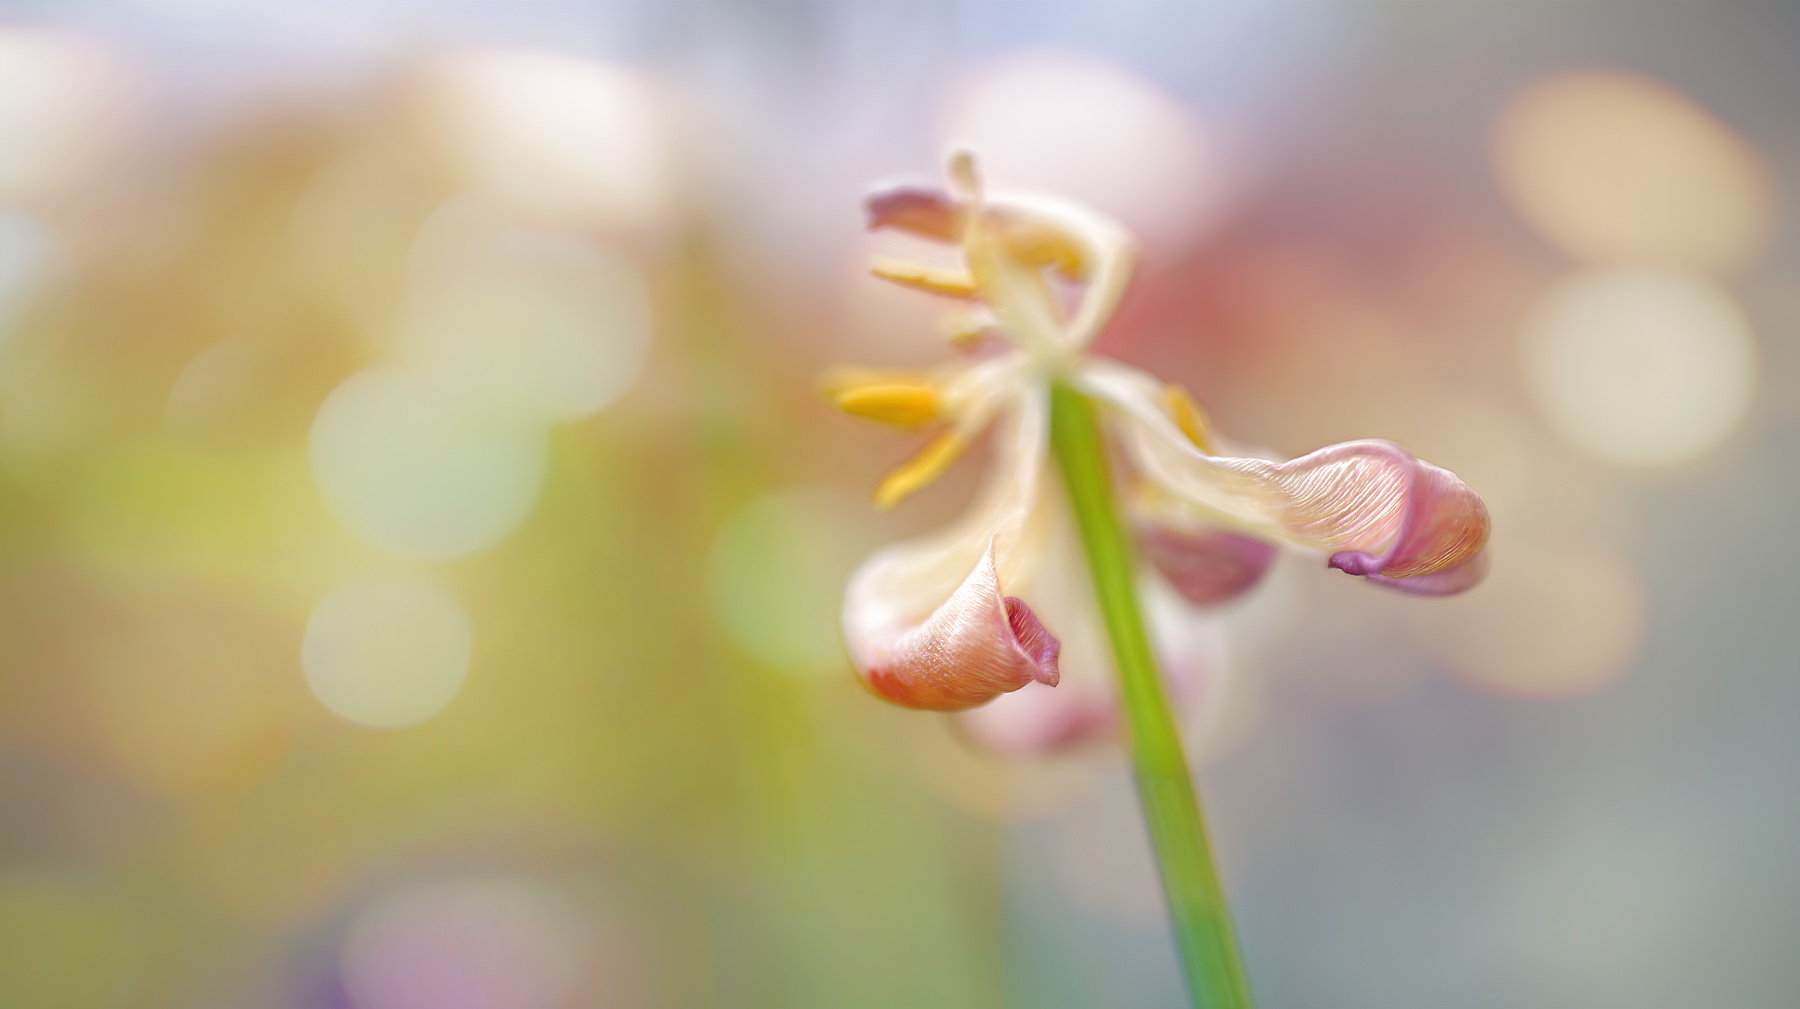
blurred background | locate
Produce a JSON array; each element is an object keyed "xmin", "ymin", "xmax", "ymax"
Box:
[{"xmin": 0, "ymin": 2, "xmax": 1795, "ymax": 1007}]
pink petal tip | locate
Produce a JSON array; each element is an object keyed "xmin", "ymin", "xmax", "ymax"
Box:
[
  {"xmin": 864, "ymin": 185, "xmax": 961, "ymax": 242},
  {"xmin": 855, "ymin": 547, "xmax": 1060, "ymax": 711},
  {"xmin": 1306, "ymin": 441, "xmax": 1490, "ymax": 595}
]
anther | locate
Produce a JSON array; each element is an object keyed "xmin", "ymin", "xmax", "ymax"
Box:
[
  {"xmin": 870, "ymin": 257, "xmax": 981, "ymax": 299},
  {"xmin": 873, "ymin": 431, "xmax": 966, "ymax": 511},
  {"xmin": 834, "ymin": 383, "xmax": 939, "ymax": 428},
  {"xmin": 1162, "ymin": 385, "xmax": 1215, "ymax": 454}
]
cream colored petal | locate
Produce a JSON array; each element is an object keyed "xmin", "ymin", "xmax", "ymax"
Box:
[
  {"xmin": 965, "ymin": 191, "xmax": 1134, "ymax": 355},
  {"xmin": 987, "ymin": 192, "xmax": 1134, "ymax": 351},
  {"xmin": 843, "ymin": 385, "xmax": 1059, "ymax": 710},
  {"xmin": 952, "ymin": 505, "xmax": 1112, "ymax": 748}
]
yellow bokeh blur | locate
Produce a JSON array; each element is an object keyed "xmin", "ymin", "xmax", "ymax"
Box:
[
  {"xmin": 0, "ymin": 873, "xmax": 145, "ymax": 1009},
  {"xmin": 0, "ymin": 9, "xmax": 1787, "ymax": 1008},
  {"xmin": 1496, "ymin": 71, "xmax": 1771, "ymax": 273}
]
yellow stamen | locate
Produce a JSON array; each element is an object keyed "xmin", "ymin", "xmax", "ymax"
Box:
[
  {"xmin": 870, "ymin": 256, "xmax": 980, "ymax": 299},
  {"xmin": 833, "ymin": 383, "xmax": 940, "ymax": 428},
  {"xmin": 873, "ymin": 431, "xmax": 966, "ymax": 511},
  {"xmin": 1163, "ymin": 384, "xmax": 1215, "ymax": 453},
  {"xmin": 821, "ymin": 368, "xmax": 939, "ymax": 427}
]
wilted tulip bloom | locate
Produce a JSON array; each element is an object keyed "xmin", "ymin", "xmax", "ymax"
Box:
[{"xmin": 832, "ymin": 153, "xmax": 1488, "ymax": 750}]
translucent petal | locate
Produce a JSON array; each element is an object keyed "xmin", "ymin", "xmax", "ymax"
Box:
[
  {"xmin": 855, "ymin": 541, "xmax": 1060, "ymax": 711},
  {"xmin": 965, "ymin": 192, "xmax": 1134, "ymax": 352},
  {"xmin": 955, "ymin": 498, "xmax": 1229, "ymax": 754},
  {"xmin": 1355, "ymin": 548, "xmax": 1491, "ymax": 596},
  {"xmin": 951, "ymin": 511, "xmax": 1110, "ymax": 748},
  {"xmin": 955, "ymin": 569, "xmax": 1228, "ymax": 755},
  {"xmin": 1083, "ymin": 358, "xmax": 1489, "ymax": 592},
  {"xmin": 842, "ymin": 386, "xmax": 1061, "ymax": 710}
]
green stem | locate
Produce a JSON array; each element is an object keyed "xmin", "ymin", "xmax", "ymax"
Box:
[{"xmin": 1048, "ymin": 382, "xmax": 1255, "ymax": 1009}]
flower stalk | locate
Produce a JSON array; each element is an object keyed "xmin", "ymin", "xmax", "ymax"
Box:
[{"xmin": 1048, "ymin": 381, "xmax": 1255, "ymax": 1009}]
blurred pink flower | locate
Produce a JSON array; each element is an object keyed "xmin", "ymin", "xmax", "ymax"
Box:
[{"xmin": 832, "ymin": 154, "xmax": 1488, "ymax": 749}]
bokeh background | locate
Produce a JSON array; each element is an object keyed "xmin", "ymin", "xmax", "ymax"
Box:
[{"xmin": 0, "ymin": 2, "xmax": 1796, "ymax": 1007}]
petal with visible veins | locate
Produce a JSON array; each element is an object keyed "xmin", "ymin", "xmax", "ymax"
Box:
[
  {"xmin": 1319, "ymin": 445, "xmax": 1491, "ymax": 582},
  {"xmin": 842, "ymin": 386, "xmax": 1060, "ymax": 710},
  {"xmin": 1356, "ymin": 548, "xmax": 1491, "ymax": 596},
  {"xmin": 955, "ymin": 561, "xmax": 1229, "ymax": 754},
  {"xmin": 854, "ymin": 542, "xmax": 1060, "ymax": 711},
  {"xmin": 1082, "ymin": 358, "xmax": 1490, "ymax": 594}
]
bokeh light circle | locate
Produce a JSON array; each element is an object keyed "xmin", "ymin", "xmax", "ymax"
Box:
[
  {"xmin": 0, "ymin": 210, "xmax": 65, "ymax": 405},
  {"xmin": 1419, "ymin": 541, "xmax": 1645, "ymax": 699},
  {"xmin": 303, "ymin": 573, "xmax": 472, "ymax": 729},
  {"xmin": 0, "ymin": 211, "xmax": 60, "ymax": 344},
  {"xmin": 944, "ymin": 53, "xmax": 1229, "ymax": 252},
  {"xmin": 289, "ymin": 152, "xmax": 435, "ymax": 328},
  {"xmin": 403, "ymin": 201, "xmax": 654, "ymax": 423},
  {"xmin": 84, "ymin": 590, "xmax": 292, "ymax": 797},
  {"xmin": 0, "ymin": 29, "xmax": 127, "ymax": 202},
  {"xmin": 1521, "ymin": 268, "xmax": 1755, "ymax": 467},
  {"xmin": 419, "ymin": 49, "xmax": 673, "ymax": 232},
  {"xmin": 341, "ymin": 876, "xmax": 587, "ymax": 1009},
  {"xmin": 706, "ymin": 488, "xmax": 865, "ymax": 678},
  {"xmin": 310, "ymin": 365, "xmax": 548, "ymax": 557},
  {"xmin": 1496, "ymin": 72, "xmax": 1770, "ymax": 272}
]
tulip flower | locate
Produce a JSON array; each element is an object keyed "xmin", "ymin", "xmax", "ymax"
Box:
[
  {"xmin": 833, "ymin": 152, "xmax": 1489, "ymax": 718},
  {"xmin": 829, "ymin": 151, "xmax": 1490, "ymax": 1009}
]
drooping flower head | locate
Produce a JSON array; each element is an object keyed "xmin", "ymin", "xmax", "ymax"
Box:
[{"xmin": 831, "ymin": 153, "xmax": 1488, "ymax": 743}]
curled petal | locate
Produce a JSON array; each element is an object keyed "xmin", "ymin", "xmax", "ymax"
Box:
[
  {"xmin": 1319, "ymin": 446, "xmax": 1490, "ymax": 582},
  {"xmin": 865, "ymin": 185, "xmax": 962, "ymax": 242},
  {"xmin": 1137, "ymin": 526, "xmax": 1276, "ymax": 606},
  {"xmin": 955, "ymin": 563, "xmax": 1228, "ymax": 755},
  {"xmin": 965, "ymin": 192, "xmax": 1134, "ymax": 352},
  {"xmin": 1357, "ymin": 549, "xmax": 1490, "ymax": 596},
  {"xmin": 853, "ymin": 542, "xmax": 1060, "ymax": 711},
  {"xmin": 954, "ymin": 498, "xmax": 1226, "ymax": 757},
  {"xmin": 1082, "ymin": 358, "xmax": 1490, "ymax": 594},
  {"xmin": 1004, "ymin": 593, "xmax": 1061, "ymax": 680},
  {"xmin": 843, "ymin": 385, "xmax": 1057, "ymax": 710},
  {"xmin": 953, "ymin": 525, "xmax": 1112, "ymax": 751}
]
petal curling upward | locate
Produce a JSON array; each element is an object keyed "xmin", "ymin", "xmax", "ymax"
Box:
[
  {"xmin": 1316, "ymin": 443, "xmax": 1492, "ymax": 592},
  {"xmin": 1357, "ymin": 548, "xmax": 1491, "ymax": 596},
  {"xmin": 851, "ymin": 541, "xmax": 1060, "ymax": 711},
  {"xmin": 841, "ymin": 386, "xmax": 1062, "ymax": 711},
  {"xmin": 956, "ymin": 564, "xmax": 1226, "ymax": 755}
]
